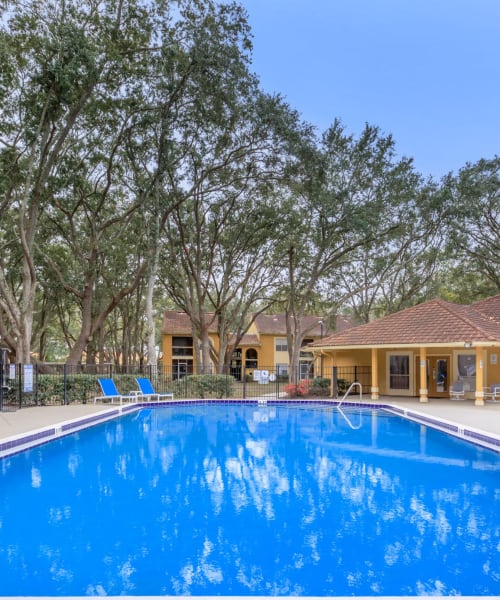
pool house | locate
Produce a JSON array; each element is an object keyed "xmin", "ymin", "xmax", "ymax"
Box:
[{"xmin": 310, "ymin": 294, "xmax": 500, "ymax": 405}]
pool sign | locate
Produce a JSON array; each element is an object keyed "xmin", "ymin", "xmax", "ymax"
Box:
[
  {"xmin": 253, "ymin": 370, "xmax": 269, "ymax": 384},
  {"xmin": 23, "ymin": 364, "xmax": 33, "ymax": 392}
]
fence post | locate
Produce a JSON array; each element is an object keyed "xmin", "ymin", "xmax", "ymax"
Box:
[
  {"xmin": 333, "ymin": 366, "xmax": 338, "ymax": 399},
  {"xmin": 34, "ymin": 364, "xmax": 39, "ymax": 406},
  {"xmin": 242, "ymin": 363, "xmax": 246, "ymax": 399},
  {"xmin": 63, "ymin": 363, "xmax": 68, "ymax": 405},
  {"xmin": 0, "ymin": 348, "xmax": 6, "ymax": 411}
]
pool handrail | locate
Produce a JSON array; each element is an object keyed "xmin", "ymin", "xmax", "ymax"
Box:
[{"xmin": 337, "ymin": 381, "xmax": 362, "ymax": 407}]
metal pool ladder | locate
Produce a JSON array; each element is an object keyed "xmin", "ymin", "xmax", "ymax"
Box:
[
  {"xmin": 337, "ymin": 381, "xmax": 362, "ymax": 406},
  {"xmin": 337, "ymin": 381, "xmax": 363, "ymax": 430}
]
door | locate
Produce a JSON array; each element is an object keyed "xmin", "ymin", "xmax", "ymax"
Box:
[
  {"xmin": 416, "ymin": 355, "xmax": 450, "ymax": 397},
  {"xmin": 173, "ymin": 360, "xmax": 192, "ymax": 380}
]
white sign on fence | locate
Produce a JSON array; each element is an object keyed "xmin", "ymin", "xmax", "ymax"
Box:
[
  {"xmin": 259, "ymin": 370, "xmax": 269, "ymax": 384},
  {"xmin": 23, "ymin": 364, "xmax": 34, "ymax": 392}
]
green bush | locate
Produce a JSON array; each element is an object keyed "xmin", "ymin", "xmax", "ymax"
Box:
[
  {"xmin": 112, "ymin": 374, "xmax": 139, "ymax": 395},
  {"xmin": 172, "ymin": 374, "xmax": 235, "ymax": 399},
  {"xmin": 37, "ymin": 374, "xmax": 106, "ymax": 404},
  {"xmin": 337, "ymin": 378, "xmax": 350, "ymax": 394},
  {"xmin": 36, "ymin": 375, "xmax": 65, "ymax": 405},
  {"xmin": 66, "ymin": 374, "xmax": 99, "ymax": 403},
  {"xmin": 304, "ymin": 376, "xmax": 330, "ymax": 397}
]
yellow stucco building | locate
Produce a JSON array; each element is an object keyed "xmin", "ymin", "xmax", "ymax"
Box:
[
  {"xmin": 310, "ymin": 295, "xmax": 500, "ymax": 406},
  {"xmin": 161, "ymin": 311, "xmax": 354, "ymax": 380}
]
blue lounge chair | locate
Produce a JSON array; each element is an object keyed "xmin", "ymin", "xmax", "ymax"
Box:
[
  {"xmin": 94, "ymin": 378, "xmax": 136, "ymax": 405},
  {"xmin": 135, "ymin": 377, "xmax": 174, "ymax": 402}
]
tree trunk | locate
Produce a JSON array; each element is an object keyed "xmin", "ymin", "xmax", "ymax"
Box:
[{"xmin": 145, "ymin": 217, "xmax": 161, "ymax": 368}]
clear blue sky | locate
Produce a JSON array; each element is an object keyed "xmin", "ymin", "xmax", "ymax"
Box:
[{"xmin": 239, "ymin": 0, "xmax": 500, "ymax": 180}]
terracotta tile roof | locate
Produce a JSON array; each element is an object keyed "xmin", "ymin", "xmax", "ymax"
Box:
[
  {"xmin": 310, "ymin": 294, "xmax": 500, "ymax": 348},
  {"xmin": 335, "ymin": 315, "xmax": 357, "ymax": 333},
  {"xmin": 162, "ymin": 311, "xmax": 356, "ymax": 338},
  {"xmin": 161, "ymin": 311, "xmax": 218, "ymax": 334},
  {"xmin": 253, "ymin": 314, "xmax": 354, "ymax": 336},
  {"xmin": 236, "ymin": 334, "xmax": 261, "ymax": 347}
]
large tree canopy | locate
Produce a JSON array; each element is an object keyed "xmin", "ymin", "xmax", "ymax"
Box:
[{"xmin": 0, "ymin": 0, "xmax": 497, "ymax": 367}]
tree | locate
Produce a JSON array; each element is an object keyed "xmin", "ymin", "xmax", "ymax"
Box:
[
  {"xmin": 0, "ymin": 0, "xmax": 152, "ymax": 362},
  {"xmin": 279, "ymin": 120, "xmax": 423, "ymax": 374},
  {"xmin": 442, "ymin": 157, "xmax": 500, "ymax": 295},
  {"xmin": 151, "ymin": 4, "xmax": 309, "ymax": 372},
  {"xmin": 119, "ymin": 0, "xmax": 264, "ymax": 368},
  {"xmin": 336, "ymin": 182, "xmax": 445, "ymax": 322}
]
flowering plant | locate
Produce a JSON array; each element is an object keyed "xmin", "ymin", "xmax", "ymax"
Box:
[{"xmin": 285, "ymin": 379, "xmax": 312, "ymax": 397}]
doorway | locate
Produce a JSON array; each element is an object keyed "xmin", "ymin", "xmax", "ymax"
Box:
[{"xmin": 416, "ymin": 355, "xmax": 450, "ymax": 397}]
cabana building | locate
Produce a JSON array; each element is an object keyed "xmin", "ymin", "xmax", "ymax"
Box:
[{"xmin": 310, "ymin": 295, "xmax": 500, "ymax": 406}]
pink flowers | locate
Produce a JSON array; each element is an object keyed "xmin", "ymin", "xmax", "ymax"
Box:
[{"xmin": 285, "ymin": 380, "xmax": 312, "ymax": 397}]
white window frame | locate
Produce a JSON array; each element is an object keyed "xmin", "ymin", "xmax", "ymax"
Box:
[
  {"xmin": 386, "ymin": 351, "xmax": 414, "ymax": 396},
  {"xmin": 275, "ymin": 337, "xmax": 288, "ymax": 352},
  {"xmin": 453, "ymin": 350, "xmax": 476, "ymax": 392}
]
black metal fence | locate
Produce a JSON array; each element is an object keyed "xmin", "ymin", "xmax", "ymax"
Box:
[{"xmin": 0, "ymin": 362, "xmax": 372, "ymax": 409}]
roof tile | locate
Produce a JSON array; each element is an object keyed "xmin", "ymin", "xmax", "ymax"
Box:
[{"xmin": 310, "ymin": 294, "xmax": 500, "ymax": 347}]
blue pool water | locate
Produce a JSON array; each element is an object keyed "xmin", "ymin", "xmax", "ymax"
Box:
[{"xmin": 0, "ymin": 403, "xmax": 500, "ymax": 596}]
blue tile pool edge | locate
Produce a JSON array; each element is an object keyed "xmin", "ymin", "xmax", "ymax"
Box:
[
  {"xmin": 1, "ymin": 399, "xmax": 500, "ymax": 458},
  {"xmin": 383, "ymin": 403, "xmax": 500, "ymax": 453}
]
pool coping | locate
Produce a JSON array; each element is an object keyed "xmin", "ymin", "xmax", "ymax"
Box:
[
  {"xmin": 1, "ymin": 398, "xmax": 500, "ymax": 459},
  {"xmin": 0, "ymin": 403, "xmax": 140, "ymax": 458}
]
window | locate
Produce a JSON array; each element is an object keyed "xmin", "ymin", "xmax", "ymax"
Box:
[
  {"xmin": 172, "ymin": 336, "xmax": 193, "ymax": 357},
  {"xmin": 457, "ymin": 354, "xmax": 476, "ymax": 377},
  {"xmin": 245, "ymin": 348, "xmax": 258, "ymax": 368},
  {"xmin": 300, "ymin": 338, "xmax": 313, "ymax": 359},
  {"xmin": 173, "ymin": 360, "xmax": 193, "ymax": 380},
  {"xmin": 456, "ymin": 352, "xmax": 476, "ymax": 391},
  {"xmin": 275, "ymin": 338, "xmax": 288, "ymax": 352},
  {"xmin": 276, "ymin": 364, "xmax": 288, "ymax": 378},
  {"xmin": 389, "ymin": 354, "xmax": 410, "ymax": 390}
]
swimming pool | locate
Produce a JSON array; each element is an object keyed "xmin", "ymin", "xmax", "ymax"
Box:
[{"xmin": 0, "ymin": 403, "xmax": 499, "ymax": 596}]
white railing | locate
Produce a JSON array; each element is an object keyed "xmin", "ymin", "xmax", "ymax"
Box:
[
  {"xmin": 337, "ymin": 381, "xmax": 363, "ymax": 429},
  {"xmin": 337, "ymin": 381, "xmax": 362, "ymax": 406}
]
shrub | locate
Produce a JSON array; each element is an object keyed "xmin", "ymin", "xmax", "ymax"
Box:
[
  {"xmin": 172, "ymin": 374, "xmax": 235, "ymax": 399},
  {"xmin": 337, "ymin": 378, "xmax": 350, "ymax": 394},
  {"xmin": 285, "ymin": 379, "xmax": 312, "ymax": 398},
  {"xmin": 307, "ymin": 376, "xmax": 331, "ymax": 397},
  {"xmin": 66, "ymin": 374, "xmax": 100, "ymax": 404},
  {"xmin": 36, "ymin": 375, "xmax": 64, "ymax": 405}
]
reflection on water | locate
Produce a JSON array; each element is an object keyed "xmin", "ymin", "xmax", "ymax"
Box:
[{"xmin": 0, "ymin": 404, "xmax": 499, "ymax": 596}]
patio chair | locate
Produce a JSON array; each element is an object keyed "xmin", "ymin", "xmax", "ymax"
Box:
[
  {"xmin": 94, "ymin": 378, "xmax": 137, "ymax": 405},
  {"xmin": 449, "ymin": 380, "xmax": 465, "ymax": 401},
  {"xmin": 484, "ymin": 383, "xmax": 500, "ymax": 403},
  {"xmin": 135, "ymin": 377, "xmax": 174, "ymax": 402}
]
